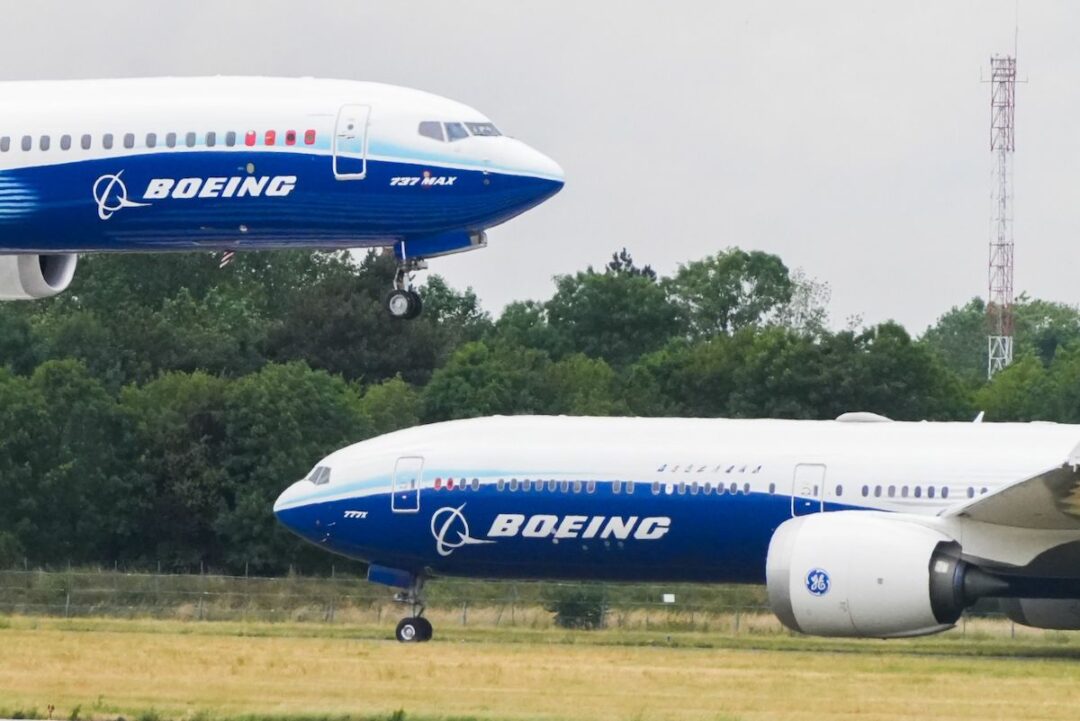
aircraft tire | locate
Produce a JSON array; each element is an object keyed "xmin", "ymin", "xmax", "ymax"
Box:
[
  {"xmin": 395, "ymin": 617, "xmax": 423, "ymax": 643},
  {"xmin": 385, "ymin": 289, "xmax": 414, "ymax": 319},
  {"xmin": 415, "ymin": 616, "xmax": 433, "ymax": 642},
  {"xmin": 404, "ymin": 291, "xmax": 423, "ymax": 320}
]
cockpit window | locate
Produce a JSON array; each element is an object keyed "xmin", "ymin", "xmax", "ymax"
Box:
[
  {"xmin": 418, "ymin": 121, "xmax": 445, "ymax": 142},
  {"xmin": 444, "ymin": 122, "xmax": 469, "ymax": 142},
  {"xmin": 466, "ymin": 122, "xmax": 501, "ymax": 137},
  {"xmin": 308, "ymin": 466, "xmax": 331, "ymax": 485}
]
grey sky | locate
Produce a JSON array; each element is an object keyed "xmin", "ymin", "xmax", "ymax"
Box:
[{"xmin": 0, "ymin": 1, "xmax": 1073, "ymax": 332}]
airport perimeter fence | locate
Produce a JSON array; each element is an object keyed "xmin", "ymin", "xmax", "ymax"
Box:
[{"xmin": 0, "ymin": 566, "xmax": 1058, "ymax": 639}]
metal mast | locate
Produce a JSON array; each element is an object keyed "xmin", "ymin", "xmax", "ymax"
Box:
[{"xmin": 987, "ymin": 55, "xmax": 1016, "ymax": 378}]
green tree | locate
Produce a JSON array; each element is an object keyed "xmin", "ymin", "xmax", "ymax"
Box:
[
  {"xmin": 545, "ymin": 354, "xmax": 627, "ymax": 416},
  {"xmin": 360, "ymin": 375, "xmax": 422, "ymax": 436},
  {"xmin": 26, "ymin": 360, "xmax": 134, "ymax": 563},
  {"xmin": 667, "ymin": 248, "xmax": 794, "ymax": 337},
  {"xmin": 422, "ymin": 341, "xmax": 554, "ymax": 421},
  {"xmin": 545, "ymin": 267, "xmax": 680, "ymax": 367},
  {"xmin": 218, "ymin": 362, "xmax": 372, "ymax": 572},
  {"xmin": 119, "ymin": 371, "xmax": 231, "ymax": 567},
  {"xmin": 973, "ymin": 355, "xmax": 1053, "ymax": 421}
]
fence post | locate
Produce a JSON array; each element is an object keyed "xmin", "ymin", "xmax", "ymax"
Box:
[
  {"xmin": 734, "ymin": 607, "xmax": 741, "ymax": 636},
  {"xmin": 461, "ymin": 600, "xmax": 468, "ymax": 627}
]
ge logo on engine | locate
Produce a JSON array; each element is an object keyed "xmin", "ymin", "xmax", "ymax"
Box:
[{"xmin": 805, "ymin": 568, "xmax": 830, "ymax": 596}]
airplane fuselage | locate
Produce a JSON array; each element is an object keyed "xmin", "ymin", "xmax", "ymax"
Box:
[
  {"xmin": 274, "ymin": 415, "xmax": 1080, "ymax": 584},
  {"xmin": 0, "ymin": 77, "xmax": 563, "ymax": 253}
]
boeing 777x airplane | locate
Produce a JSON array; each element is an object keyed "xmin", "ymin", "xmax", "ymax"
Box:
[
  {"xmin": 275, "ymin": 414, "xmax": 1080, "ymax": 642},
  {"xmin": 0, "ymin": 77, "xmax": 563, "ymax": 318}
]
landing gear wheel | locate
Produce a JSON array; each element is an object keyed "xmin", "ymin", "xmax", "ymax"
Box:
[
  {"xmin": 415, "ymin": 616, "xmax": 433, "ymax": 642},
  {"xmin": 396, "ymin": 617, "xmax": 423, "ymax": 643},
  {"xmin": 404, "ymin": 290, "xmax": 423, "ymax": 320},
  {"xmin": 385, "ymin": 289, "xmax": 420, "ymax": 320}
]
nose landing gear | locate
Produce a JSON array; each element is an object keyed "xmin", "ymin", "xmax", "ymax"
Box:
[
  {"xmin": 384, "ymin": 258, "xmax": 426, "ymax": 320},
  {"xmin": 393, "ymin": 577, "xmax": 433, "ymax": 642}
]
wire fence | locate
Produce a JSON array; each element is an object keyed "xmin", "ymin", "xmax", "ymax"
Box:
[{"xmin": 0, "ymin": 568, "xmax": 1066, "ymax": 640}]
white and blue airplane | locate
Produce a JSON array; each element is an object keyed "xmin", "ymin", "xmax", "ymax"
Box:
[
  {"xmin": 275, "ymin": 413, "xmax": 1080, "ymax": 642},
  {"xmin": 0, "ymin": 77, "xmax": 564, "ymax": 318}
]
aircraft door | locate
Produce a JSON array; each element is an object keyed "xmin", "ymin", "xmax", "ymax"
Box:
[
  {"xmin": 791, "ymin": 463, "xmax": 826, "ymax": 517},
  {"xmin": 333, "ymin": 104, "xmax": 371, "ymax": 179},
  {"xmin": 392, "ymin": 456, "xmax": 423, "ymax": 513}
]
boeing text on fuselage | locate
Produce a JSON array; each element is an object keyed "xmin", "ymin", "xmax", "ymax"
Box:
[{"xmin": 94, "ymin": 173, "xmax": 298, "ymax": 220}]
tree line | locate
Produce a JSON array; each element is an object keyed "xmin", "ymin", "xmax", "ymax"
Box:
[{"xmin": 0, "ymin": 247, "xmax": 1077, "ymax": 573}]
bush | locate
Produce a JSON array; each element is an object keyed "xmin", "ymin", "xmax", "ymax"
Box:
[{"xmin": 543, "ymin": 585, "xmax": 607, "ymax": 629}]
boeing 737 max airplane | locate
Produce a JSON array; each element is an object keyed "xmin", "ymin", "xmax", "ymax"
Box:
[
  {"xmin": 275, "ymin": 414, "xmax": 1080, "ymax": 642},
  {"xmin": 0, "ymin": 77, "xmax": 563, "ymax": 318}
]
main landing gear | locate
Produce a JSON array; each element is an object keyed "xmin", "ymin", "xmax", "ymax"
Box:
[
  {"xmin": 393, "ymin": 577, "xmax": 433, "ymax": 643},
  {"xmin": 384, "ymin": 258, "xmax": 427, "ymax": 320}
]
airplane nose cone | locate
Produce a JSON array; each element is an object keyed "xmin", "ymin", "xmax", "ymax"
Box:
[{"xmin": 273, "ymin": 480, "xmax": 309, "ymax": 531}]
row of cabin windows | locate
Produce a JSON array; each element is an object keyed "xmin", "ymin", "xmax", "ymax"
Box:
[
  {"xmin": 434, "ymin": 477, "xmax": 771, "ymax": 497},
  {"xmin": 857, "ymin": 484, "xmax": 976, "ymax": 500},
  {"xmin": 0, "ymin": 129, "xmax": 319, "ymax": 153},
  {"xmin": 657, "ymin": 463, "xmax": 763, "ymax": 474}
]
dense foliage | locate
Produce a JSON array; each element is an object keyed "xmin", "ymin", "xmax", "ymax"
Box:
[{"xmin": 0, "ymin": 246, "xmax": 1077, "ymax": 573}]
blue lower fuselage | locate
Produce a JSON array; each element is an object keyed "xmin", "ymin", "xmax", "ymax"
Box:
[
  {"xmin": 276, "ymin": 479, "xmax": 863, "ymax": 584},
  {"xmin": 0, "ymin": 151, "xmax": 562, "ymax": 253}
]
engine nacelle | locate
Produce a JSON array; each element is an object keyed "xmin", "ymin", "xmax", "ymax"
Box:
[
  {"xmin": 766, "ymin": 512, "xmax": 969, "ymax": 638},
  {"xmin": 0, "ymin": 253, "xmax": 78, "ymax": 300},
  {"xmin": 1002, "ymin": 598, "xmax": 1080, "ymax": 630}
]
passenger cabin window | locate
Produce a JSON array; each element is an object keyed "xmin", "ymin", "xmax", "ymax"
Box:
[
  {"xmin": 0, "ymin": 137, "xmax": 9, "ymax": 152},
  {"xmin": 445, "ymin": 122, "xmax": 469, "ymax": 141},
  {"xmin": 123, "ymin": 133, "xmax": 134, "ymax": 149},
  {"xmin": 166, "ymin": 132, "xmax": 177, "ymax": 148},
  {"xmin": 146, "ymin": 133, "xmax": 157, "ymax": 148},
  {"xmin": 465, "ymin": 122, "xmax": 501, "ymax": 137},
  {"xmin": 418, "ymin": 121, "xmax": 445, "ymax": 142},
  {"xmin": 186, "ymin": 132, "xmax": 197, "ymax": 148},
  {"xmin": 285, "ymin": 130, "xmax": 296, "ymax": 146},
  {"xmin": 305, "ymin": 129, "xmax": 316, "ymax": 145},
  {"xmin": 39, "ymin": 135, "xmax": 50, "ymax": 151},
  {"xmin": 626, "ymin": 481, "xmax": 635, "ymax": 495},
  {"xmin": 225, "ymin": 131, "xmax": 237, "ymax": 147},
  {"xmin": 102, "ymin": 134, "xmax": 113, "ymax": 150},
  {"xmin": 206, "ymin": 131, "xmax": 217, "ymax": 147},
  {"xmin": 60, "ymin": 135, "xmax": 71, "ymax": 150},
  {"xmin": 264, "ymin": 130, "xmax": 276, "ymax": 146},
  {"xmin": 81, "ymin": 134, "xmax": 91, "ymax": 150}
]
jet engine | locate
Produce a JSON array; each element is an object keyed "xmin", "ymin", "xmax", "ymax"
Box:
[
  {"xmin": 0, "ymin": 253, "xmax": 78, "ymax": 300},
  {"xmin": 765, "ymin": 512, "xmax": 1005, "ymax": 638}
]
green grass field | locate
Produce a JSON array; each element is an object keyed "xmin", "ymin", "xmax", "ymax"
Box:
[{"xmin": 0, "ymin": 615, "xmax": 1079, "ymax": 721}]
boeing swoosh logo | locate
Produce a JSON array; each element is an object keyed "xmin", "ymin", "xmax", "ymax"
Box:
[
  {"xmin": 430, "ymin": 504, "xmax": 495, "ymax": 557},
  {"xmin": 93, "ymin": 172, "xmax": 150, "ymax": 220}
]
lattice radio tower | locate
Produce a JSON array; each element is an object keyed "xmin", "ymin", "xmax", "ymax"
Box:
[{"xmin": 987, "ymin": 54, "xmax": 1016, "ymax": 378}]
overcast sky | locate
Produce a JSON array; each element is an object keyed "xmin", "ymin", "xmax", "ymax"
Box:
[{"xmin": 1, "ymin": 1, "xmax": 1075, "ymax": 332}]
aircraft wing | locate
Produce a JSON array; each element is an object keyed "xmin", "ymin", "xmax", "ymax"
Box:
[{"xmin": 945, "ymin": 442, "xmax": 1080, "ymax": 530}]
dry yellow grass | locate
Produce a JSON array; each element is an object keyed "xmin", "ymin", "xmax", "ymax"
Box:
[{"xmin": 0, "ymin": 617, "xmax": 1078, "ymax": 721}]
